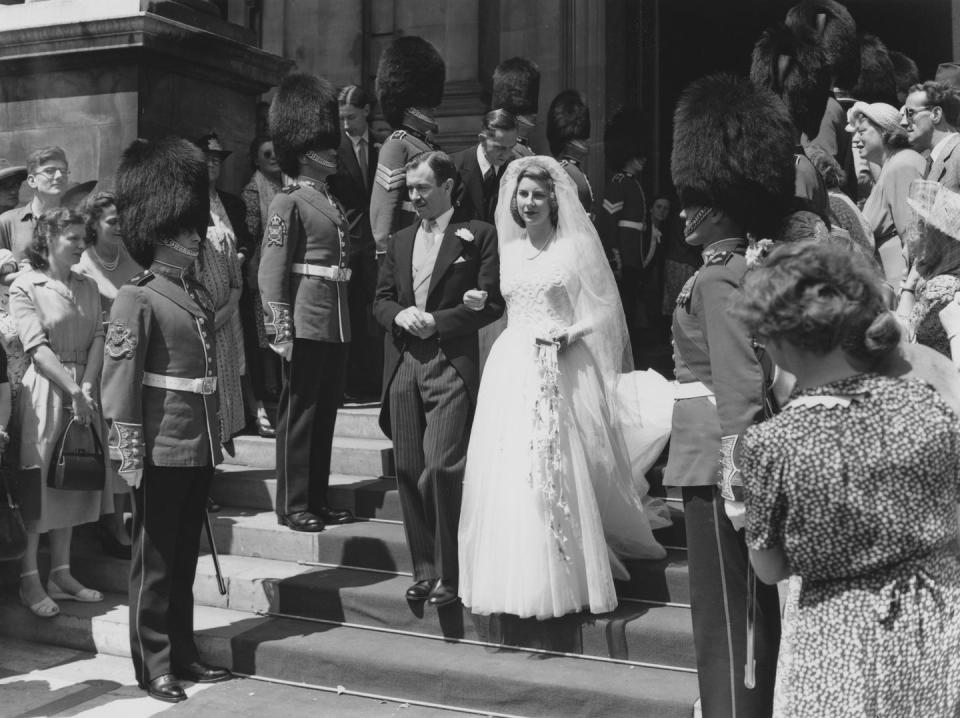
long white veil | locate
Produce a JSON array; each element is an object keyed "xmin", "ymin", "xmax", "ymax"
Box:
[{"xmin": 493, "ymin": 156, "xmax": 670, "ymax": 563}]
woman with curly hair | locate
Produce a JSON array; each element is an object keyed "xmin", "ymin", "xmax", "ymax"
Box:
[{"xmin": 735, "ymin": 239, "xmax": 960, "ymax": 717}]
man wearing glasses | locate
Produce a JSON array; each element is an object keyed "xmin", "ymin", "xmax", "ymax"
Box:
[
  {"xmin": 901, "ymin": 81, "xmax": 960, "ymax": 191},
  {"xmin": 0, "ymin": 146, "xmax": 70, "ymax": 276}
]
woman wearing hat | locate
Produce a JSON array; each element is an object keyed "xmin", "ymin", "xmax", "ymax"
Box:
[
  {"xmin": 848, "ymin": 101, "xmax": 925, "ymax": 287},
  {"xmin": 896, "ymin": 179, "xmax": 960, "ymax": 363},
  {"xmin": 0, "ymin": 160, "xmax": 27, "ymax": 216}
]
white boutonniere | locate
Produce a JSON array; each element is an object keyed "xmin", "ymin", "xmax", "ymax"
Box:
[
  {"xmin": 745, "ymin": 238, "xmax": 774, "ymax": 268},
  {"xmin": 455, "ymin": 228, "xmax": 475, "ymax": 243}
]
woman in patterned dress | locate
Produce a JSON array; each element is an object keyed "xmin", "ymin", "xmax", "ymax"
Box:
[
  {"xmin": 896, "ymin": 179, "xmax": 960, "ymax": 363},
  {"xmin": 735, "ymin": 239, "xmax": 960, "ymax": 717}
]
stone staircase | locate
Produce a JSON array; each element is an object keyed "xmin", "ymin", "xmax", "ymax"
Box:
[{"xmin": 0, "ymin": 406, "xmax": 699, "ymax": 717}]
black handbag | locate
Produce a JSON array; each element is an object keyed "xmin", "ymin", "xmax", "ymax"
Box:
[
  {"xmin": 47, "ymin": 415, "xmax": 106, "ymax": 491},
  {"xmin": 0, "ymin": 468, "xmax": 27, "ymax": 561}
]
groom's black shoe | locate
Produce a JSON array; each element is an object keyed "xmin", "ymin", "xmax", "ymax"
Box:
[
  {"xmin": 427, "ymin": 579, "xmax": 459, "ymax": 608},
  {"xmin": 278, "ymin": 511, "xmax": 325, "ymax": 532},
  {"xmin": 316, "ymin": 506, "xmax": 354, "ymax": 525},
  {"xmin": 406, "ymin": 579, "xmax": 434, "ymax": 601},
  {"xmin": 174, "ymin": 661, "xmax": 233, "ymax": 684}
]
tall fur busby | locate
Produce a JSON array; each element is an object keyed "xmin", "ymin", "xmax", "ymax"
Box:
[
  {"xmin": 492, "ymin": 57, "xmax": 541, "ymax": 117},
  {"xmin": 546, "ymin": 90, "xmax": 590, "ymax": 157},
  {"xmin": 376, "ymin": 36, "xmax": 446, "ymax": 129},
  {"xmin": 671, "ymin": 74, "xmax": 796, "ymax": 239},
  {"xmin": 785, "ymin": 0, "xmax": 859, "ymax": 89},
  {"xmin": 269, "ymin": 73, "xmax": 340, "ymax": 178},
  {"xmin": 115, "ymin": 137, "xmax": 208, "ymax": 267},
  {"xmin": 750, "ymin": 24, "xmax": 832, "ymax": 140},
  {"xmin": 603, "ymin": 105, "xmax": 648, "ymax": 171},
  {"xmin": 850, "ymin": 34, "xmax": 897, "ymax": 105}
]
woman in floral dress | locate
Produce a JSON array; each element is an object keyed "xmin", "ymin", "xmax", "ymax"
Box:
[{"xmin": 736, "ymin": 239, "xmax": 960, "ymax": 717}]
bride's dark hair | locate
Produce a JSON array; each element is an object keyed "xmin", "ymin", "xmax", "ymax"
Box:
[{"xmin": 509, "ymin": 163, "xmax": 559, "ymax": 228}]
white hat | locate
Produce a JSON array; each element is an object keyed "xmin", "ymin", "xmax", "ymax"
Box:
[{"xmin": 845, "ymin": 101, "xmax": 902, "ymax": 134}]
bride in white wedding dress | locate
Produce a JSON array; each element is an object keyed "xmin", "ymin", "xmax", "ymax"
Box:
[{"xmin": 458, "ymin": 156, "xmax": 670, "ymax": 620}]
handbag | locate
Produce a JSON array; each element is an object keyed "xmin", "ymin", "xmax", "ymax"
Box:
[
  {"xmin": 0, "ymin": 468, "xmax": 27, "ymax": 561},
  {"xmin": 47, "ymin": 415, "xmax": 106, "ymax": 491}
]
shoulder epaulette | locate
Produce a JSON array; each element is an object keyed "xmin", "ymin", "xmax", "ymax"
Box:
[
  {"xmin": 389, "ymin": 130, "xmax": 408, "ymax": 141},
  {"xmin": 131, "ymin": 270, "xmax": 154, "ymax": 286},
  {"xmin": 611, "ymin": 172, "xmax": 627, "ymax": 183},
  {"xmin": 281, "ymin": 185, "xmax": 300, "ymax": 194}
]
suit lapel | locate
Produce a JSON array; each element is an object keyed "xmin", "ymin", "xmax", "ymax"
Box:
[
  {"xmin": 427, "ymin": 222, "xmax": 466, "ymax": 300},
  {"xmin": 463, "ymin": 150, "xmax": 485, "ymax": 217},
  {"xmin": 936, "ymin": 134, "xmax": 960, "ymax": 182},
  {"xmin": 341, "ymin": 137, "xmax": 364, "ymax": 189}
]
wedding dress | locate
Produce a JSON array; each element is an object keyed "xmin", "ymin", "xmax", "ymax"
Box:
[{"xmin": 458, "ymin": 157, "xmax": 671, "ymax": 620}]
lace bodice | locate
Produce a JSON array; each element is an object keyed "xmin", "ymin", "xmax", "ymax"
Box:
[{"xmin": 501, "ymin": 244, "xmax": 579, "ymax": 334}]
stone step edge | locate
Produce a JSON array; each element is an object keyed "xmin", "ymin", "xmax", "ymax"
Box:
[{"xmin": 0, "ymin": 594, "xmax": 701, "ymax": 689}]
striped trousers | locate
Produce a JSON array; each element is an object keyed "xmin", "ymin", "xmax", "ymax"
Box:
[
  {"xmin": 389, "ymin": 336, "xmax": 471, "ymax": 582},
  {"xmin": 683, "ymin": 485, "xmax": 781, "ymax": 718},
  {"xmin": 129, "ymin": 465, "xmax": 213, "ymax": 685}
]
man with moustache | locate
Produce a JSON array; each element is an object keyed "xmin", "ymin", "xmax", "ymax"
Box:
[
  {"xmin": 900, "ymin": 80, "xmax": 960, "ymax": 192},
  {"xmin": 374, "ymin": 151, "xmax": 503, "ymax": 607},
  {"xmin": 452, "ymin": 109, "xmax": 518, "ymax": 224}
]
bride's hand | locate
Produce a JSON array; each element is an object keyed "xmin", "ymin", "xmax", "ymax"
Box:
[
  {"xmin": 550, "ymin": 329, "xmax": 573, "ymax": 352},
  {"xmin": 462, "ymin": 289, "xmax": 487, "ymax": 312}
]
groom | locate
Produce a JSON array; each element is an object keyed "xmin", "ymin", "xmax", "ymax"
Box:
[{"xmin": 374, "ymin": 150, "xmax": 503, "ymax": 607}]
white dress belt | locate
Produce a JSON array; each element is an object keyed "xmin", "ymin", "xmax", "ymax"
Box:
[
  {"xmin": 291, "ymin": 263, "xmax": 352, "ymax": 282},
  {"xmin": 143, "ymin": 372, "xmax": 218, "ymax": 395},
  {"xmin": 673, "ymin": 380, "xmax": 716, "ymax": 401}
]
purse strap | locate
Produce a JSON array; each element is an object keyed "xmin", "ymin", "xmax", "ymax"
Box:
[{"xmin": 55, "ymin": 415, "xmax": 106, "ymax": 463}]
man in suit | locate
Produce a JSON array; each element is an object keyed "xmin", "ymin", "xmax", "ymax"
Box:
[
  {"xmin": 259, "ymin": 74, "xmax": 354, "ymax": 533},
  {"xmin": 452, "ymin": 109, "xmax": 518, "ymax": 224},
  {"xmin": 331, "ymin": 85, "xmax": 383, "ymax": 401},
  {"xmin": 373, "ymin": 150, "xmax": 503, "ymax": 607},
  {"xmin": 901, "ymin": 80, "xmax": 960, "ymax": 192}
]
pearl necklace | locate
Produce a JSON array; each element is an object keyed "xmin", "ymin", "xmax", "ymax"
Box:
[
  {"xmin": 525, "ymin": 231, "xmax": 554, "ymax": 260},
  {"xmin": 92, "ymin": 242, "xmax": 121, "ymax": 272}
]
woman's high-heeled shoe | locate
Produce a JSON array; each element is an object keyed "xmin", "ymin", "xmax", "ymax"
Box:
[
  {"xmin": 19, "ymin": 570, "xmax": 60, "ymax": 618},
  {"xmin": 46, "ymin": 565, "xmax": 103, "ymax": 603}
]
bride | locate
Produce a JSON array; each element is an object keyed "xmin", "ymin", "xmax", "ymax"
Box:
[{"xmin": 458, "ymin": 156, "xmax": 670, "ymax": 620}]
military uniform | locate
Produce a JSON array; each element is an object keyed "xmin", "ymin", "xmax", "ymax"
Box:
[
  {"xmin": 101, "ymin": 265, "xmax": 221, "ymax": 689},
  {"xmin": 258, "ymin": 178, "xmax": 352, "ymax": 520},
  {"xmin": 663, "ymin": 240, "xmax": 781, "ymax": 718},
  {"xmin": 369, "ymin": 114, "xmax": 439, "ymax": 255}
]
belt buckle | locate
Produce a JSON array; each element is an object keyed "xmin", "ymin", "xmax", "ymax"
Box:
[{"xmin": 199, "ymin": 377, "xmax": 216, "ymax": 395}]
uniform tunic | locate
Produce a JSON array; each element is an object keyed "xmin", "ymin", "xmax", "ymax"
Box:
[{"xmin": 369, "ymin": 116, "xmax": 439, "ymax": 254}]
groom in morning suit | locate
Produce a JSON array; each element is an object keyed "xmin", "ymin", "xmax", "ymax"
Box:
[{"xmin": 374, "ymin": 150, "xmax": 503, "ymax": 607}]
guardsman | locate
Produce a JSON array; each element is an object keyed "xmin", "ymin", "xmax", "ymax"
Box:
[
  {"xmin": 102, "ymin": 137, "xmax": 231, "ymax": 704},
  {"xmin": 259, "ymin": 73, "xmax": 354, "ymax": 533},
  {"xmin": 369, "ymin": 36, "xmax": 446, "ymax": 261},
  {"xmin": 491, "ymin": 57, "xmax": 541, "ymax": 158},
  {"xmin": 599, "ymin": 106, "xmax": 650, "ymax": 355},
  {"xmin": 547, "ymin": 89, "xmax": 594, "ymax": 217},
  {"xmin": 665, "ymin": 74, "xmax": 795, "ymax": 718}
]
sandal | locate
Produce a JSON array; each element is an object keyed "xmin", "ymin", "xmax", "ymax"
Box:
[
  {"xmin": 46, "ymin": 565, "xmax": 103, "ymax": 603},
  {"xmin": 19, "ymin": 570, "xmax": 60, "ymax": 618}
]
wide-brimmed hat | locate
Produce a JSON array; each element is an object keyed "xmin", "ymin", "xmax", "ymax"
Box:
[
  {"xmin": 844, "ymin": 101, "xmax": 901, "ymax": 134},
  {"xmin": 907, "ymin": 179, "xmax": 960, "ymax": 241},
  {"xmin": 195, "ymin": 133, "xmax": 232, "ymax": 159},
  {"xmin": 0, "ymin": 159, "xmax": 27, "ymax": 185},
  {"xmin": 61, "ymin": 180, "xmax": 98, "ymax": 209}
]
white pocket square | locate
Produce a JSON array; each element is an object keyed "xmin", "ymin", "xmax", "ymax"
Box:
[{"xmin": 453, "ymin": 256, "xmax": 468, "ymax": 264}]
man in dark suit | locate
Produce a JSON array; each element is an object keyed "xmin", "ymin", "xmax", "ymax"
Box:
[
  {"xmin": 374, "ymin": 151, "xmax": 503, "ymax": 607},
  {"xmin": 330, "ymin": 85, "xmax": 384, "ymax": 401},
  {"xmin": 452, "ymin": 109, "xmax": 518, "ymax": 224}
]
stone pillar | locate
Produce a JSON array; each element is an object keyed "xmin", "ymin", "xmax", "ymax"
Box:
[{"xmin": 0, "ymin": 0, "xmax": 291, "ymax": 194}]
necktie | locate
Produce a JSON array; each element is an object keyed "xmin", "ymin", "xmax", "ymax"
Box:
[
  {"xmin": 357, "ymin": 137, "xmax": 368, "ymax": 186},
  {"xmin": 924, "ymin": 153, "xmax": 934, "ymax": 180}
]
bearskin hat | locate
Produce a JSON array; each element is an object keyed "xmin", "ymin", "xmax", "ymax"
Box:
[
  {"xmin": 671, "ymin": 74, "xmax": 796, "ymax": 239},
  {"xmin": 751, "ymin": 24, "xmax": 832, "ymax": 140},
  {"xmin": 546, "ymin": 90, "xmax": 590, "ymax": 157},
  {"xmin": 850, "ymin": 34, "xmax": 897, "ymax": 105},
  {"xmin": 492, "ymin": 57, "xmax": 541, "ymax": 117},
  {"xmin": 603, "ymin": 105, "xmax": 648, "ymax": 171},
  {"xmin": 376, "ymin": 36, "xmax": 446, "ymax": 129},
  {"xmin": 268, "ymin": 73, "xmax": 340, "ymax": 178},
  {"xmin": 115, "ymin": 137, "xmax": 208, "ymax": 267},
  {"xmin": 785, "ymin": 0, "xmax": 859, "ymax": 89}
]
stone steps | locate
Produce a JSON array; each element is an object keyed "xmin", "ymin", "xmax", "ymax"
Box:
[{"xmin": 0, "ymin": 595, "xmax": 699, "ymax": 718}]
